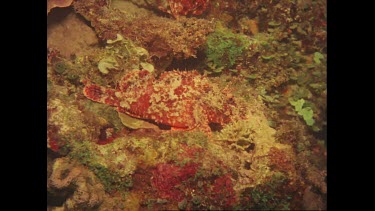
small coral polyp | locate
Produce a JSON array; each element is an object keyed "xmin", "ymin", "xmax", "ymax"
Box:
[{"xmin": 83, "ymin": 69, "xmax": 244, "ymax": 132}]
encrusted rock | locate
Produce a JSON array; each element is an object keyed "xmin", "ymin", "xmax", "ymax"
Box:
[{"xmin": 47, "ymin": 157, "xmax": 105, "ymax": 210}]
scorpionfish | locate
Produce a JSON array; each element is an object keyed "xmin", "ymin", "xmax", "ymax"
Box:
[{"xmin": 83, "ymin": 70, "xmax": 243, "ymax": 132}]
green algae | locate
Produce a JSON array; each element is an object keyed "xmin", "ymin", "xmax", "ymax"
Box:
[
  {"xmin": 98, "ymin": 57, "xmax": 119, "ymax": 74},
  {"xmin": 205, "ymin": 24, "xmax": 250, "ymax": 69},
  {"xmin": 289, "ymin": 98, "xmax": 315, "ymax": 126},
  {"xmin": 313, "ymin": 52, "xmax": 324, "ymax": 64},
  {"xmin": 245, "ymin": 172, "xmax": 292, "ymax": 210},
  {"xmin": 68, "ymin": 140, "xmax": 135, "ymax": 192}
]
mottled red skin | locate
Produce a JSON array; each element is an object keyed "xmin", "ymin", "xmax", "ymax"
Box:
[
  {"xmin": 157, "ymin": 0, "xmax": 209, "ymax": 18},
  {"xmin": 83, "ymin": 70, "xmax": 239, "ymax": 132}
]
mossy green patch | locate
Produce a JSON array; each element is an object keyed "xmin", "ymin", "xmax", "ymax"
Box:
[
  {"xmin": 246, "ymin": 172, "xmax": 292, "ymax": 210},
  {"xmin": 68, "ymin": 140, "xmax": 133, "ymax": 192},
  {"xmin": 84, "ymin": 101, "xmax": 124, "ymax": 132},
  {"xmin": 205, "ymin": 25, "xmax": 250, "ymax": 69},
  {"xmin": 89, "ymin": 163, "xmax": 133, "ymax": 191},
  {"xmin": 313, "ymin": 52, "xmax": 324, "ymax": 64}
]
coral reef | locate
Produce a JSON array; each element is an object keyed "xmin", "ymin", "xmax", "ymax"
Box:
[
  {"xmin": 47, "ymin": 97, "xmax": 96, "ymax": 152},
  {"xmin": 268, "ymin": 147, "xmax": 296, "ymax": 175},
  {"xmin": 147, "ymin": 0, "xmax": 210, "ymax": 18},
  {"xmin": 151, "ymin": 162, "xmax": 199, "ymax": 201},
  {"xmin": 213, "ymin": 116, "xmax": 295, "ymax": 191},
  {"xmin": 57, "ymin": 94, "xmax": 294, "ymax": 208},
  {"xmin": 68, "ymin": 139, "xmax": 137, "ymax": 191},
  {"xmin": 243, "ymin": 172, "xmax": 301, "ymax": 210},
  {"xmin": 47, "ymin": 157, "xmax": 105, "ymax": 210},
  {"xmin": 305, "ymin": 166, "xmax": 327, "ymax": 194},
  {"xmin": 73, "ymin": 0, "xmax": 214, "ymax": 59},
  {"xmin": 47, "ymin": 0, "xmax": 326, "ymax": 209},
  {"xmin": 210, "ymin": 174, "xmax": 237, "ymax": 208},
  {"xmin": 303, "ymin": 186, "xmax": 326, "ymax": 210}
]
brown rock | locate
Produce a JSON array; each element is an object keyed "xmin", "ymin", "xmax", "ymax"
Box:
[
  {"xmin": 303, "ymin": 186, "xmax": 326, "ymax": 210},
  {"xmin": 47, "ymin": 12, "xmax": 99, "ymax": 58}
]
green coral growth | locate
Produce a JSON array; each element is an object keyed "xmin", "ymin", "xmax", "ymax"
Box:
[
  {"xmin": 84, "ymin": 101, "xmax": 124, "ymax": 132},
  {"xmin": 104, "ymin": 34, "xmax": 151, "ymax": 71},
  {"xmin": 89, "ymin": 163, "xmax": 133, "ymax": 192},
  {"xmin": 68, "ymin": 140, "xmax": 133, "ymax": 192},
  {"xmin": 205, "ymin": 25, "xmax": 249, "ymax": 69},
  {"xmin": 247, "ymin": 172, "xmax": 292, "ymax": 210},
  {"xmin": 289, "ymin": 98, "xmax": 315, "ymax": 126}
]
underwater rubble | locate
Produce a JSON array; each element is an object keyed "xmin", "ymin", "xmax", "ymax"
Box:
[{"xmin": 47, "ymin": 0, "xmax": 326, "ymax": 210}]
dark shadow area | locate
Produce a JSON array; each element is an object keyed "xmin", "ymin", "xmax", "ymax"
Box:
[{"xmin": 166, "ymin": 50, "xmax": 207, "ymax": 72}]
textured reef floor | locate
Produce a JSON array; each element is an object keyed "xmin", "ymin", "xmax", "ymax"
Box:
[{"xmin": 47, "ymin": 0, "xmax": 326, "ymax": 210}]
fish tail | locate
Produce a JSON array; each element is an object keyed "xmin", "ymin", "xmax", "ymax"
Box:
[{"xmin": 83, "ymin": 84, "xmax": 119, "ymax": 107}]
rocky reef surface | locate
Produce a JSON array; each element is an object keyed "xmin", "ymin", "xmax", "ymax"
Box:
[{"xmin": 47, "ymin": 0, "xmax": 326, "ymax": 210}]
